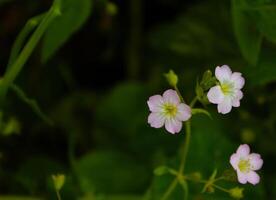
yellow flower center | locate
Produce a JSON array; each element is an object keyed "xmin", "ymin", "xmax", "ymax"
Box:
[
  {"xmin": 163, "ymin": 104, "xmax": 177, "ymax": 117},
  {"xmin": 221, "ymin": 82, "xmax": 234, "ymax": 95},
  {"xmin": 238, "ymin": 159, "xmax": 251, "ymax": 173}
]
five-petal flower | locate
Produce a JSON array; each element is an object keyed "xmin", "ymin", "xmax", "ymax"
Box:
[
  {"xmin": 207, "ymin": 65, "xmax": 245, "ymax": 114},
  {"xmin": 230, "ymin": 144, "xmax": 263, "ymax": 185},
  {"xmin": 147, "ymin": 89, "xmax": 191, "ymax": 134}
]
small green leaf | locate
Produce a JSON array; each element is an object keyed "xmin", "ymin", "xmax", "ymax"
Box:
[{"xmin": 42, "ymin": 0, "xmax": 92, "ymax": 62}]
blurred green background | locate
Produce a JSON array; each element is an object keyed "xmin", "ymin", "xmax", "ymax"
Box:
[{"xmin": 0, "ymin": 0, "xmax": 275, "ymax": 199}]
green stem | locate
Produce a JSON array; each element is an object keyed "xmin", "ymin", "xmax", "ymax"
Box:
[
  {"xmin": 0, "ymin": 0, "xmax": 61, "ymax": 102},
  {"xmin": 160, "ymin": 178, "xmax": 178, "ymax": 200},
  {"xmin": 174, "ymin": 86, "xmax": 185, "ymax": 103},
  {"xmin": 189, "ymin": 96, "xmax": 198, "ymax": 108},
  {"xmin": 55, "ymin": 190, "xmax": 62, "ymax": 200},
  {"xmin": 178, "ymin": 179, "xmax": 189, "ymax": 200},
  {"xmin": 212, "ymin": 184, "xmax": 230, "ymax": 193},
  {"xmin": 7, "ymin": 13, "xmax": 45, "ymax": 69},
  {"xmin": 178, "ymin": 120, "xmax": 191, "ymax": 174},
  {"xmin": 126, "ymin": 0, "xmax": 142, "ymax": 79}
]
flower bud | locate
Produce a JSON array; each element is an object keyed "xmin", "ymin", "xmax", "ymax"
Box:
[
  {"xmin": 229, "ymin": 187, "xmax": 244, "ymax": 199},
  {"xmin": 52, "ymin": 174, "xmax": 66, "ymax": 191},
  {"xmin": 154, "ymin": 166, "xmax": 169, "ymax": 176},
  {"xmin": 164, "ymin": 70, "xmax": 178, "ymax": 87}
]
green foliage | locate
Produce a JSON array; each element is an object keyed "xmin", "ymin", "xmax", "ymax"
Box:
[
  {"xmin": 15, "ymin": 157, "xmax": 65, "ymax": 193},
  {"xmin": 42, "ymin": 0, "xmax": 92, "ymax": 62},
  {"xmin": 232, "ymin": 0, "xmax": 263, "ymax": 66},
  {"xmin": 75, "ymin": 150, "xmax": 149, "ymax": 194},
  {"xmin": 232, "ymin": 0, "xmax": 276, "ymax": 85}
]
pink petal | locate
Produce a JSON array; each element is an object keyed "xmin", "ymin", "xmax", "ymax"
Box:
[
  {"xmin": 147, "ymin": 95, "xmax": 164, "ymax": 112},
  {"xmin": 237, "ymin": 170, "xmax": 247, "ymax": 184},
  {"xmin": 163, "ymin": 89, "xmax": 180, "ymax": 104},
  {"xmin": 235, "ymin": 90, "xmax": 243, "ymax": 100},
  {"xmin": 217, "ymin": 97, "xmax": 232, "ymax": 114},
  {"xmin": 148, "ymin": 112, "xmax": 165, "ymax": 128},
  {"xmin": 231, "ymin": 72, "xmax": 245, "ymax": 89},
  {"xmin": 165, "ymin": 118, "xmax": 182, "ymax": 134},
  {"xmin": 236, "ymin": 144, "xmax": 250, "ymax": 157},
  {"xmin": 230, "ymin": 153, "xmax": 239, "ymax": 170},
  {"xmin": 232, "ymin": 99, "xmax": 240, "ymax": 107},
  {"xmin": 176, "ymin": 103, "xmax": 191, "ymax": 121},
  {"xmin": 246, "ymin": 171, "xmax": 260, "ymax": 185},
  {"xmin": 207, "ymin": 86, "xmax": 224, "ymax": 104},
  {"xmin": 249, "ymin": 153, "xmax": 263, "ymax": 170},
  {"xmin": 215, "ymin": 65, "xmax": 232, "ymax": 83}
]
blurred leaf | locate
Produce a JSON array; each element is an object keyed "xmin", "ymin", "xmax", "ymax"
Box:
[
  {"xmin": 148, "ymin": 2, "xmax": 236, "ymax": 63},
  {"xmin": 232, "ymin": 0, "xmax": 263, "ymax": 66},
  {"xmin": 42, "ymin": 0, "xmax": 92, "ymax": 62},
  {"xmin": 245, "ymin": 46, "xmax": 276, "ymax": 85},
  {"xmin": 76, "ymin": 150, "xmax": 149, "ymax": 194},
  {"xmin": 15, "ymin": 157, "xmax": 64, "ymax": 193}
]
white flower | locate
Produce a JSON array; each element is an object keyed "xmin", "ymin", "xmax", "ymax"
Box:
[
  {"xmin": 230, "ymin": 144, "xmax": 263, "ymax": 185},
  {"xmin": 147, "ymin": 89, "xmax": 191, "ymax": 134},
  {"xmin": 207, "ymin": 65, "xmax": 245, "ymax": 114}
]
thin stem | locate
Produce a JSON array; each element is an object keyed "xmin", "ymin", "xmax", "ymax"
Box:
[
  {"xmin": 178, "ymin": 120, "xmax": 191, "ymax": 174},
  {"xmin": 7, "ymin": 13, "xmax": 45, "ymax": 69},
  {"xmin": 212, "ymin": 184, "xmax": 230, "ymax": 193},
  {"xmin": 160, "ymin": 178, "xmax": 178, "ymax": 200},
  {"xmin": 174, "ymin": 86, "xmax": 185, "ymax": 103},
  {"xmin": 55, "ymin": 190, "xmax": 62, "ymax": 200},
  {"xmin": 189, "ymin": 96, "xmax": 198, "ymax": 108},
  {"xmin": 178, "ymin": 179, "xmax": 189, "ymax": 200}
]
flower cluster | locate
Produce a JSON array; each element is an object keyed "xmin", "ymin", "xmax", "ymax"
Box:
[{"xmin": 146, "ymin": 65, "xmax": 263, "ymax": 190}]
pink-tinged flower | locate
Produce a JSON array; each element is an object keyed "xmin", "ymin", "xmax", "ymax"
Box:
[
  {"xmin": 207, "ymin": 65, "xmax": 245, "ymax": 114},
  {"xmin": 147, "ymin": 89, "xmax": 191, "ymax": 134},
  {"xmin": 230, "ymin": 144, "xmax": 263, "ymax": 185}
]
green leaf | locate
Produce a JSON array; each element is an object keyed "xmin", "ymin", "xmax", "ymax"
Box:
[
  {"xmin": 42, "ymin": 0, "xmax": 92, "ymax": 62},
  {"xmin": 245, "ymin": 46, "xmax": 276, "ymax": 85},
  {"xmin": 75, "ymin": 150, "xmax": 149, "ymax": 194},
  {"xmin": 232, "ymin": 0, "xmax": 263, "ymax": 66}
]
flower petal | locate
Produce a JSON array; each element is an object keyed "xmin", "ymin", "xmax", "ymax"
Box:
[
  {"xmin": 207, "ymin": 86, "xmax": 224, "ymax": 104},
  {"xmin": 215, "ymin": 65, "xmax": 232, "ymax": 82},
  {"xmin": 246, "ymin": 171, "xmax": 260, "ymax": 185},
  {"xmin": 237, "ymin": 170, "xmax": 247, "ymax": 184},
  {"xmin": 231, "ymin": 72, "xmax": 245, "ymax": 89},
  {"xmin": 176, "ymin": 103, "xmax": 191, "ymax": 121},
  {"xmin": 148, "ymin": 112, "xmax": 165, "ymax": 128},
  {"xmin": 165, "ymin": 118, "xmax": 182, "ymax": 134},
  {"xmin": 163, "ymin": 89, "xmax": 180, "ymax": 104},
  {"xmin": 232, "ymin": 99, "xmax": 240, "ymax": 107},
  {"xmin": 217, "ymin": 97, "xmax": 232, "ymax": 114},
  {"xmin": 249, "ymin": 153, "xmax": 263, "ymax": 170},
  {"xmin": 147, "ymin": 95, "xmax": 164, "ymax": 112},
  {"xmin": 236, "ymin": 144, "xmax": 250, "ymax": 157},
  {"xmin": 230, "ymin": 153, "xmax": 239, "ymax": 170}
]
